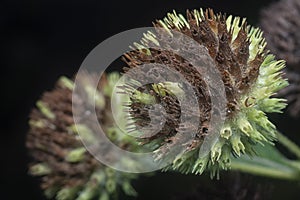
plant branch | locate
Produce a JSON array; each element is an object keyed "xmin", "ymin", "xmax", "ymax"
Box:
[
  {"xmin": 276, "ymin": 131, "xmax": 300, "ymax": 159},
  {"xmin": 231, "ymin": 157, "xmax": 300, "ymax": 180}
]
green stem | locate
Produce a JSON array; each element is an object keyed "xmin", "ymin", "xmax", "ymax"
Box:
[
  {"xmin": 284, "ymin": 160, "xmax": 300, "ymax": 172},
  {"xmin": 276, "ymin": 131, "xmax": 300, "ymax": 159},
  {"xmin": 231, "ymin": 159, "xmax": 300, "ymax": 180}
]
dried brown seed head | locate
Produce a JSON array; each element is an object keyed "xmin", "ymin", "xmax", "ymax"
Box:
[{"xmin": 27, "ymin": 73, "xmax": 138, "ymax": 200}]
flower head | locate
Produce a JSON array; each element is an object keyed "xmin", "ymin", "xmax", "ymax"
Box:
[
  {"xmin": 260, "ymin": 0, "xmax": 300, "ymax": 67},
  {"xmin": 260, "ymin": 0, "xmax": 300, "ymax": 117},
  {"xmin": 26, "ymin": 72, "xmax": 138, "ymax": 200},
  {"xmin": 122, "ymin": 8, "xmax": 288, "ymax": 177}
]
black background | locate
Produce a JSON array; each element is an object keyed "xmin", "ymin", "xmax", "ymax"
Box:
[{"xmin": 2, "ymin": 0, "xmax": 300, "ymax": 199}]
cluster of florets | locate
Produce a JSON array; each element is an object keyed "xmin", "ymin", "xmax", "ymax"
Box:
[{"xmin": 123, "ymin": 8, "xmax": 288, "ymax": 176}]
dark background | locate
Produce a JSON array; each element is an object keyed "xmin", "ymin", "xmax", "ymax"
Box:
[{"xmin": 2, "ymin": 0, "xmax": 300, "ymax": 199}]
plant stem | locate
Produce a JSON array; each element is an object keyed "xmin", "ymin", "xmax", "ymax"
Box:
[
  {"xmin": 276, "ymin": 131, "xmax": 300, "ymax": 159},
  {"xmin": 231, "ymin": 159, "xmax": 300, "ymax": 180},
  {"xmin": 286, "ymin": 160, "xmax": 300, "ymax": 171}
]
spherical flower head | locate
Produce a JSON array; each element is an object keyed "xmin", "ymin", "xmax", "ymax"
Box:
[
  {"xmin": 260, "ymin": 0, "xmax": 300, "ymax": 117},
  {"xmin": 26, "ymin": 72, "xmax": 138, "ymax": 200},
  {"xmin": 260, "ymin": 0, "xmax": 300, "ymax": 67},
  {"xmin": 122, "ymin": 8, "xmax": 288, "ymax": 177}
]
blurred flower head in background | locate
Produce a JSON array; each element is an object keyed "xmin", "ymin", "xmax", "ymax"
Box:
[
  {"xmin": 260, "ymin": 0, "xmax": 300, "ymax": 117},
  {"xmin": 26, "ymin": 72, "xmax": 138, "ymax": 200}
]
